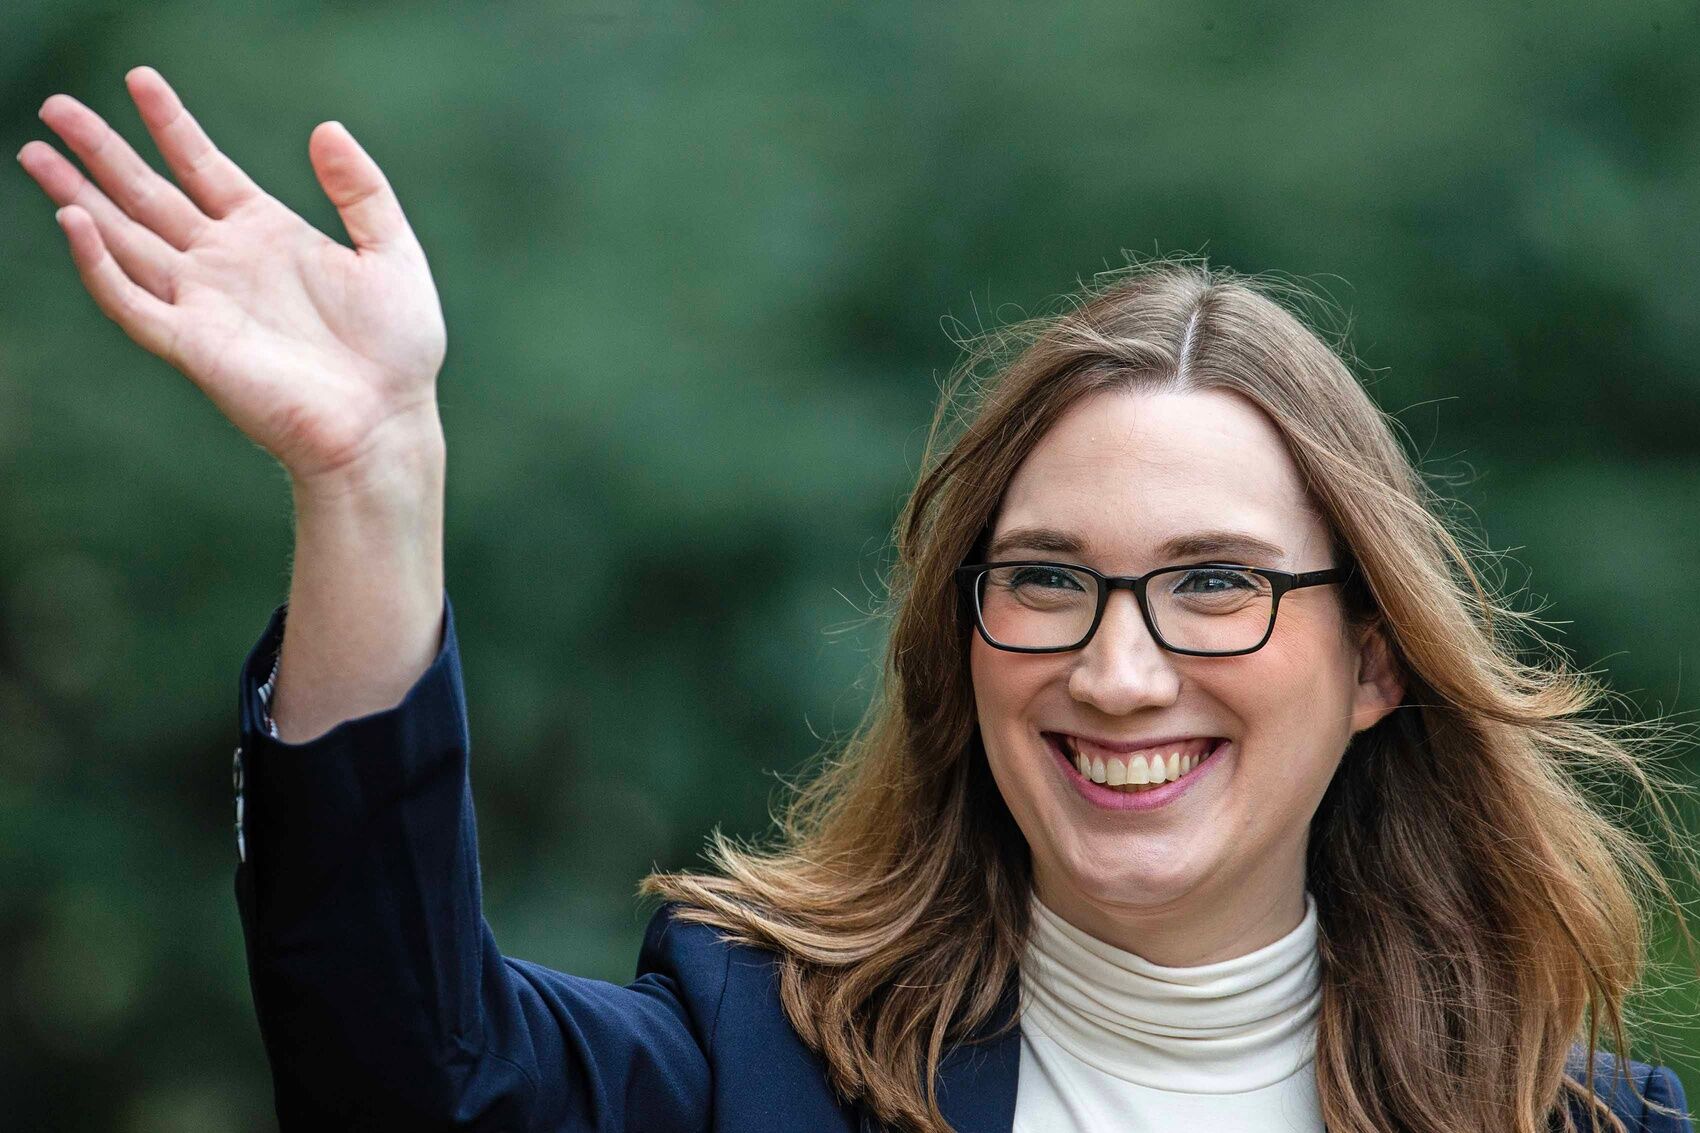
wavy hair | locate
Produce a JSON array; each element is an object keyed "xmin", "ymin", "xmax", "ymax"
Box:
[{"xmin": 638, "ymin": 257, "xmax": 1698, "ymax": 1132}]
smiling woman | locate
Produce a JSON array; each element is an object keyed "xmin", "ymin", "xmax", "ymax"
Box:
[
  {"xmin": 18, "ymin": 65, "xmax": 1693, "ymax": 1133},
  {"xmin": 639, "ymin": 262, "xmax": 1699, "ymax": 1131}
]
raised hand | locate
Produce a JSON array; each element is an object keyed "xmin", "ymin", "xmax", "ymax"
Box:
[{"xmin": 17, "ymin": 66, "xmax": 447, "ymax": 488}]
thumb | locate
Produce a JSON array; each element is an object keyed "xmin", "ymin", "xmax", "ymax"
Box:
[{"xmin": 309, "ymin": 120, "xmax": 414, "ymax": 254}]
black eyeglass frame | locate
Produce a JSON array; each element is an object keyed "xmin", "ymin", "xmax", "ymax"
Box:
[{"xmin": 953, "ymin": 560, "xmax": 1350, "ymax": 657}]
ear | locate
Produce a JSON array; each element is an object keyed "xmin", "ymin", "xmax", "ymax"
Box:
[{"xmin": 1349, "ymin": 621, "xmax": 1406, "ymax": 735}]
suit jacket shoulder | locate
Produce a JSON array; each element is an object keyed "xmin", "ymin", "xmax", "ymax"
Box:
[
  {"xmin": 1563, "ymin": 1047, "xmax": 1693, "ymax": 1132},
  {"xmin": 637, "ymin": 901, "xmax": 871, "ymax": 1131},
  {"xmin": 642, "ymin": 900, "xmax": 1023, "ymax": 1133}
]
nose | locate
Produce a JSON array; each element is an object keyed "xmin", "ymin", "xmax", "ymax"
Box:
[{"xmin": 1067, "ymin": 588, "xmax": 1182, "ymax": 714}]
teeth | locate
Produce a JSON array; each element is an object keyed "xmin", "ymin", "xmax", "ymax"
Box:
[
  {"xmin": 1062, "ymin": 736, "xmax": 1218, "ymax": 789},
  {"xmin": 1078, "ymin": 748, "xmax": 1200, "ymax": 786}
]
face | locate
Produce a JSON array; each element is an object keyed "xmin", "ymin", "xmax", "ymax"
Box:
[{"xmin": 970, "ymin": 387, "xmax": 1403, "ymax": 965}]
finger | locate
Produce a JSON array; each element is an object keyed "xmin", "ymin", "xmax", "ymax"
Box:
[
  {"xmin": 55, "ymin": 205, "xmax": 181, "ymax": 362},
  {"xmin": 19, "ymin": 140, "xmax": 180, "ymax": 302},
  {"xmin": 125, "ymin": 66, "xmax": 262, "ymax": 221},
  {"xmin": 38, "ymin": 92, "xmax": 206, "ymax": 251},
  {"xmin": 308, "ymin": 121, "xmax": 417, "ymax": 255}
]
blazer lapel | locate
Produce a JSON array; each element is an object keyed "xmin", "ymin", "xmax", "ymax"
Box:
[{"xmin": 933, "ymin": 974, "xmax": 1023, "ymax": 1133}]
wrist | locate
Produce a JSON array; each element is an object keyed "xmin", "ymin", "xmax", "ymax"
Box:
[{"xmin": 288, "ymin": 413, "xmax": 446, "ymax": 513}]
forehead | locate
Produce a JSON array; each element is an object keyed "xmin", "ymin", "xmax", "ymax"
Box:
[{"xmin": 992, "ymin": 387, "xmax": 1329, "ymax": 567}]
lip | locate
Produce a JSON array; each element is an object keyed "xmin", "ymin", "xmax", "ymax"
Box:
[
  {"xmin": 1052, "ymin": 731, "xmax": 1220, "ymax": 755},
  {"xmin": 1044, "ymin": 732, "xmax": 1229, "ymax": 812}
]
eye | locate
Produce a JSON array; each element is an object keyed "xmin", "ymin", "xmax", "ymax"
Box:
[
  {"xmin": 1007, "ymin": 565, "xmax": 1085, "ymax": 591},
  {"xmin": 1174, "ymin": 568, "xmax": 1257, "ymax": 594},
  {"xmin": 1165, "ymin": 567, "xmax": 1269, "ymax": 611}
]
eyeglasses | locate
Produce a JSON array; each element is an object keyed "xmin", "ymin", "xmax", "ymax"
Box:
[{"xmin": 954, "ymin": 560, "xmax": 1349, "ymax": 657}]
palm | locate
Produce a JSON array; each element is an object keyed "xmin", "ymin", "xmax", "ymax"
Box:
[
  {"xmin": 18, "ymin": 67, "xmax": 446, "ymax": 481},
  {"xmin": 168, "ymin": 195, "xmax": 445, "ymax": 475}
]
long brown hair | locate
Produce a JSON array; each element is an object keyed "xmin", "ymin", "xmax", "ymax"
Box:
[{"xmin": 638, "ymin": 257, "xmax": 1698, "ymax": 1132}]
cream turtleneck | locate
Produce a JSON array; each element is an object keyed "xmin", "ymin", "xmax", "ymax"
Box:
[{"xmin": 1014, "ymin": 889, "xmax": 1324, "ymax": 1133}]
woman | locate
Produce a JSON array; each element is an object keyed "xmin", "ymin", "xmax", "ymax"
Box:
[{"xmin": 19, "ymin": 67, "xmax": 1695, "ymax": 1132}]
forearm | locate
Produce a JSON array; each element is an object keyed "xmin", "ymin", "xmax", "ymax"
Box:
[
  {"xmin": 237, "ymin": 590, "xmax": 524, "ymax": 1126},
  {"xmin": 269, "ymin": 424, "xmax": 448, "ymax": 744},
  {"xmin": 235, "ymin": 591, "xmax": 713, "ymax": 1131}
]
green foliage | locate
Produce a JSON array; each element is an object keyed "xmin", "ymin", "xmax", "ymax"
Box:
[{"xmin": 2, "ymin": 2, "xmax": 1696, "ymax": 1127}]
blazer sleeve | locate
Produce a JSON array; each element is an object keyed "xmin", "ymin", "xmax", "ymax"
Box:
[{"xmin": 232, "ymin": 592, "xmax": 721, "ymax": 1132}]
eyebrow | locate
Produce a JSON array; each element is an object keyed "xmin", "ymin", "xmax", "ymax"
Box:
[{"xmin": 985, "ymin": 525, "xmax": 1290, "ymax": 565}]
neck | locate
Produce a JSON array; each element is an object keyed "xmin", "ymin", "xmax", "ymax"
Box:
[{"xmin": 1019, "ymin": 885, "xmax": 1323, "ymax": 1092}]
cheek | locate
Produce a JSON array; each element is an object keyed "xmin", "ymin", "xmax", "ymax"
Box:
[
  {"xmin": 968, "ymin": 638, "xmax": 1061, "ymax": 767},
  {"xmin": 1231, "ymin": 613, "xmax": 1360, "ymax": 764},
  {"xmin": 1253, "ymin": 603, "xmax": 1355, "ymax": 690},
  {"xmin": 969, "ymin": 636, "xmax": 1042, "ymax": 715}
]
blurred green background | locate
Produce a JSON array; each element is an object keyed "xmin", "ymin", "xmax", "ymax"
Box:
[{"xmin": 3, "ymin": 1, "xmax": 1698, "ymax": 1128}]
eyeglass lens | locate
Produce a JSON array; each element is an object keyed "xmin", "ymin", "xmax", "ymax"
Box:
[{"xmin": 975, "ymin": 564, "xmax": 1275, "ymax": 653}]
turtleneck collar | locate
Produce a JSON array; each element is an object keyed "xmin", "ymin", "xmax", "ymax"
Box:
[{"xmin": 1018, "ymin": 889, "xmax": 1322, "ymax": 1093}]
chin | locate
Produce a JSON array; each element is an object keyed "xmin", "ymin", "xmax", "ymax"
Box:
[{"xmin": 1055, "ymin": 844, "xmax": 1208, "ymax": 908}]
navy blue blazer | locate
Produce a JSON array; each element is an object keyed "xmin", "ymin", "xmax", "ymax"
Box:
[{"xmin": 232, "ymin": 592, "xmax": 1691, "ymax": 1131}]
